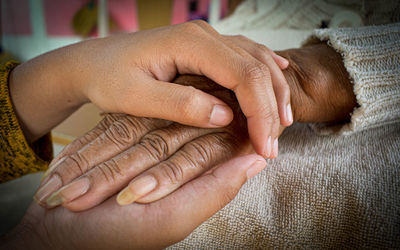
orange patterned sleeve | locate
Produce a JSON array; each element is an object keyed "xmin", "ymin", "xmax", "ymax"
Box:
[{"xmin": 0, "ymin": 61, "xmax": 53, "ymax": 183}]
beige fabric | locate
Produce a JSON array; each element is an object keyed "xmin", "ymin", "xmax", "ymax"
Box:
[
  {"xmin": 170, "ymin": 22, "xmax": 400, "ymax": 250},
  {"xmin": 170, "ymin": 123, "xmax": 400, "ymax": 249}
]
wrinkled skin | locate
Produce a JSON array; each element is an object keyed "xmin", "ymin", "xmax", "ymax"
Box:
[
  {"xmin": 35, "ymin": 42, "xmax": 357, "ymax": 212},
  {"xmin": 35, "ymin": 75, "xmax": 251, "ymax": 211}
]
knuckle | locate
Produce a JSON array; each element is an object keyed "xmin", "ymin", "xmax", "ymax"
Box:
[
  {"xmin": 102, "ymin": 113, "xmax": 124, "ymax": 127},
  {"xmin": 104, "ymin": 119, "xmax": 137, "ymax": 149},
  {"xmin": 234, "ymin": 34, "xmax": 247, "ymax": 41},
  {"xmin": 60, "ymin": 152, "xmax": 88, "ymax": 176},
  {"xmin": 189, "ymin": 19, "xmax": 209, "ymax": 29},
  {"xmin": 182, "ymin": 141, "xmax": 211, "ymax": 167},
  {"xmin": 180, "ymin": 21, "xmax": 204, "ymax": 34},
  {"xmin": 256, "ymin": 44, "xmax": 271, "ymax": 55},
  {"xmin": 174, "ymin": 87, "xmax": 200, "ymax": 121},
  {"xmin": 160, "ymin": 161, "xmax": 185, "ymax": 184},
  {"xmin": 97, "ymin": 159, "xmax": 122, "ymax": 184},
  {"xmin": 140, "ymin": 132, "xmax": 170, "ymax": 161},
  {"xmin": 243, "ymin": 63, "xmax": 270, "ymax": 83}
]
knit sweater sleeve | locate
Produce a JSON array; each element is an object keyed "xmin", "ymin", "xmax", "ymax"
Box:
[
  {"xmin": 0, "ymin": 62, "xmax": 53, "ymax": 183},
  {"xmin": 303, "ymin": 23, "xmax": 400, "ymax": 135}
]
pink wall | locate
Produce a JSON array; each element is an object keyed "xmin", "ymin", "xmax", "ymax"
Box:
[
  {"xmin": 1, "ymin": 0, "xmax": 32, "ymax": 35},
  {"xmin": 2, "ymin": 0, "xmax": 227, "ymax": 37},
  {"xmin": 43, "ymin": 0, "xmax": 138, "ymax": 36}
]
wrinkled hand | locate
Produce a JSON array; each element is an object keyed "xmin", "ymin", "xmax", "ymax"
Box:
[
  {"xmin": 276, "ymin": 42, "xmax": 357, "ymax": 123},
  {"xmin": 35, "ymin": 75, "xmax": 253, "ymax": 211},
  {"xmin": 3, "ymin": 155, "xmax": 267, "ymax": 250}
]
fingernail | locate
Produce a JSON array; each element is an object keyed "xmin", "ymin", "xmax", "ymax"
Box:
[
  {"xmin": 35, "ymin": 175, "xmax": 62, "ymax": 204},
  {"xmin": 286, "ymin": 103, "xmax": 293, "ymax": 124},
  {"xmin": 40, "ymin": 158, "xmax": 63, "ymax": 182},
  {"xmin": 46, "ymin": 177, "xmax": 90, "ymax": 207},
  {"xmin": 263, "ymin": 136, "xmax": 272, "ymax": 158},
  {"xmin": 117, "ymin": 175, "xmax": 157, "ymax": 206},
  {"xmin": 210, "ymin": 104, "xmax": 232, "ymax": 126},
  {"xmin": 246, "ymin": 160, "xmax": 267, "ymax": 179},
  {"xmin": 272, "ymin": 138, "xmax": 279, "ymax": 158},
  {"xmin": 41, "ymin": 157, "xmax": 65, "ymax": 182}
]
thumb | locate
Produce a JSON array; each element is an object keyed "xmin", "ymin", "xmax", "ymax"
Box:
[
  {"xmin": 128, "ymin": 79, "xmax": 234, "ymax": 128},
  {"xmin": 155, "ymin": 154, "xmax": 267, "ymax": 244}
]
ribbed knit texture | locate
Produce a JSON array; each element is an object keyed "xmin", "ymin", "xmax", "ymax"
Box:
[
  {"xmin": 170, "ymin": 123, "xmax": 400, "ymax": 249},
  {"xmin": 0, "ymin": 62, "xmax": 52, "ymax": 183},
  {"xmin": 169, "ymin": 23, "xmax": 400, "ymax": 249},
  {"xmin": 307, "ymin": 23, "xmax": 400, "ymax": 135}
]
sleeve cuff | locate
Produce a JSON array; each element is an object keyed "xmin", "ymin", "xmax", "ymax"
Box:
[
  {"xmin": 0, "ymin": 61, "xmax": 53, "ymax": 183},
  {"xmin": 302, "ymin": 23, "xmax": 400, "ymax": 135}
]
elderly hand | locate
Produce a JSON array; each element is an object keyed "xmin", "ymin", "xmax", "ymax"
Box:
[
  {"xmin": 35, "ymin": 42, "xmax": 357, "ymax": 211},
  {"xmin": 35, "ymin": 75, "xmax": 253, "ymax": 211},
  {"xmin": 2, "ymin": 155, "xmax": 267, "ymax": 250}
]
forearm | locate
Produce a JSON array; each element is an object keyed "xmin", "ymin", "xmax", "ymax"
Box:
[{"xmin": 9, "ymin": 45, "xmax": 88, "ymax": 143}]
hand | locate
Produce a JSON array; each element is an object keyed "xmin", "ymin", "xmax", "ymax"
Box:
[
  {"xmin": 35, "ymin": 75, "xmax": 254, "ymax": 211},
  {"xmin": 2, "ymin": 155, "xmax": 267, "ymax": 250},
  {"xmin": 276, "ymin": 42, "xmax": 357, "ymax": 123},
  {"xmin": 35, "ymin": 42, "xmax": 357, "ymax": 211},
  {"xmin": 11, "ymin": 21, "xmax": 291, "ymax": 158}
]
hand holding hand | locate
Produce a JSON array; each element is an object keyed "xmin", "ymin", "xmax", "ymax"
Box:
[
  {"xmin": 35, "ymin": 75, "xmax": 253, "ymax": 211},
  {"xmin": 35, "ymin": 42, "xmax": 357, "ymax": 212}
]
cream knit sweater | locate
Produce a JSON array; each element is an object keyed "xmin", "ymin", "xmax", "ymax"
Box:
[{"xmin": 170, "ymin": 23, "xmax": 400, "ymax": 249}]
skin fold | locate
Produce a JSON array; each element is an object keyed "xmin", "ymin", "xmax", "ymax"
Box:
[{"xmin": 35, "ymin": 42, "xmax": 357, "ymax": 212}]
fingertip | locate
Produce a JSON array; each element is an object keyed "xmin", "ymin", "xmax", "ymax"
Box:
[
  {"xmin": 271, "ymin": 51, "xmax": 289, "ymax": 69},
  {"xmin": 279, "ymin": 103, "xmax": 293, "ymax": 127}
]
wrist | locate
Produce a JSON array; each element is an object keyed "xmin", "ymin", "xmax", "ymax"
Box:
[
  {"xmin": 275, "ymin": 43, "xmax": 357, "ymax": 124},
  {"xmin": 9, "ymin": 48, "xmax": 87, "ymax": 142}
]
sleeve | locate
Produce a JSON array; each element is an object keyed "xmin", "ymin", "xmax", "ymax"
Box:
[
  {"xmin": 303, "ymin": 22, "xmax": 400, "ymax": 135},
  {"xmin": 0, "ymin": 61, "xmax": 53, "ymax": 183}
]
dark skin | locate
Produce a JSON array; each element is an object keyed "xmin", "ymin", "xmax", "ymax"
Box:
[{"xmin": 34, "ymin": 42, "xmax": 357, "ymax": 211}]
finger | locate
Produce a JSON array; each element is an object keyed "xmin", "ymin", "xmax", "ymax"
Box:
[
  {"xmin": 44, "ymin": 125, "xmax": 218, "ymax": 211},
  {"xmin": 148, "ymin": 154, "xmax": 267, "ymax": 245},
  {"xmin": 124, "ymin": 77, "xmax": 234, "ymax": 128},
  {"xmin": 43, "ymin": 114, "xmax": 126, "ymax": 180},
  {"xmin": 35, "ymin": 116, "xmax": 171, "ymax": 205},
  {"xmin": 270, "ymin": 50, "xmax": 289, "ymax": 69},
  {"xmin": 172, "ymin": 21, "xmax": 281, "ymax": 157},
  {"xmin": 223, "ymin": 35, "xmax": 292, "ymax": 127},
  {"xmin": 117, "ymin": 131, "xmax": 242, "ymax": 205}
]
